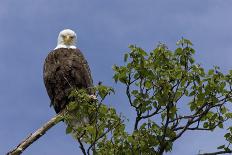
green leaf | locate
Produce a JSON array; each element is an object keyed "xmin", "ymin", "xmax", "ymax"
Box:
[
  {"xmin": 170, "ymin": 106, "xmax": 177, "ymax": 114},
  {"xmin": 218, "ymin": 123, "xmax": 223, "ymax": 129},
  {"xmin": 203, "ymin": 122, "xmax": 208, "ymax": 128},
  {"xmin": 190, "ymin": 103, "xmax": 196, "ymax": 111},
  {"xmin": 66, "ymin": 126, "xmax": 72, "ymax": 134},
  {"xmin": 220, "ymin": 106, "xmax": 227, "ymax": 114},
  {"xmin": 124, "ymin": 53, "xmax": 129, "ymax": 62},
  {"xmin": 189, "ymin": 91, "xmax": 195, "ymax": 97},
  {"xmin": 67, "ymin": 102, "xmax": 77, "ymax": 111},
  {"xmin": 217, "ymin": 145, "xmax": 225, "ymax": 149},
  {"xmin": 100, "ymin": 105, "xmax": 108, "ymax": 114},
  {"xmin": 127, "ymin": 136, "xmax": 133, "ymax": 142},
  {"xmin": 224, "ymin": 133, "xmax": 230, "ymax": 139},
  {"xmin": 208, "ymin": 69, "xmax": 214, "ymax": 75},
  {"xmin": 224, "ymin": 147, "xmax": 231, "ymax": 152},
  {"xmin": 189, "ymin": 57, "xmax": 195, "ymax": 64},
  {"xmin": 86, "ymin": 126, "xmax": 95, "ymax": 134},
  {"xmin": 144, "ymin": 81, "xmax": 152, "ymax": 89}
]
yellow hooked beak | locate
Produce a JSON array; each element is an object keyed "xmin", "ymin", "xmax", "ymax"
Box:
[{"xmin": 63, "ymin": 35, "xmax": 72, "ymax": 45}]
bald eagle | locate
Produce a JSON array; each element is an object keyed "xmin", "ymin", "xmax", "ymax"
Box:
[{"xmin": 43, "ymin": 29, "xmax": 94, "ymax": 113}]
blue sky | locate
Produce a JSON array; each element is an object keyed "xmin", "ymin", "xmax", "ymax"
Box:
[{"xmin": 1, "ymin": 0, "xmax": 232, "ymax": 154}]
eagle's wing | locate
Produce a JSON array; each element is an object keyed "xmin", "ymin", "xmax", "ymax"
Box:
[
  {"xmin": 43, "ymin": 48, "xmax": 93, "ymax": 113},
  {"xmin": 72, "ymin": 48, "xmax": 94, "ymax": 93},
  {"xmin": 43, "ymin": 50, "xmax": 57, "ymax": 107}
]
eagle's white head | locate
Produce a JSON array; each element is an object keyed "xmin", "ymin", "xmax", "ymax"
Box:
[{"xmin": 55, "ymin": 29, "xmax": 77, "ymax": 49}]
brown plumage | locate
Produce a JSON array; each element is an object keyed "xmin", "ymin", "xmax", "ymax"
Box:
[{"xmin": 43, "ymin": 48, "xmax": 93, "ymax": 113}]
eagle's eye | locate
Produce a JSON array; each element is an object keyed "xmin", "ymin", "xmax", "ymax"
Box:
[{"xmin": 70, "ymin": 36, "xmax": 74, "ymax": 39}]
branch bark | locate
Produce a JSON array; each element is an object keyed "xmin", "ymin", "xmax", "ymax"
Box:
[{"xmin": 6, "ymin": 111, "xmax": 65, "ymax": 155}]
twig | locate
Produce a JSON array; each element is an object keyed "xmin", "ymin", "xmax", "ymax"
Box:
[
  {"xmin": 78, "ymin": 138, "xmax": 87, "ymax": 155},
  {"xmin": 6, "ymin": 111, "xmax": 65, "ymax": 155},
  {"xmin": 87, "ymin": 121, "xmax": 122, "ymax": 155}
]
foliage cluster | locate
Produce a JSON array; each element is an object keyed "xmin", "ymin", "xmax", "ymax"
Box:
[{"xmin": 65, "ymin": 38, "xmax": 232, "ymax": 155}]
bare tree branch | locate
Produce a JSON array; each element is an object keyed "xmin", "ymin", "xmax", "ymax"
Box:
[{"xmin": 6, "ymin": 111, "xmax": 65, "ymax": 155}]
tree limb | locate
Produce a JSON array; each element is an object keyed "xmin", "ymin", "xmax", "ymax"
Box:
[{"xmin": 6, "ymin": 111, "xmax": 65, "ymax": 155}]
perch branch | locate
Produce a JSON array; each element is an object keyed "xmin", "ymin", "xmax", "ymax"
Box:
[{"xmin": 6, "ymin": 110, "xmax": 65, "ymax": 155}]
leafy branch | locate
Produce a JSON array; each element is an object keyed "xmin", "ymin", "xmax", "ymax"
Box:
[{"xmin": 112, "ymin": 38, "xmax": 232, "ymax": 154}]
